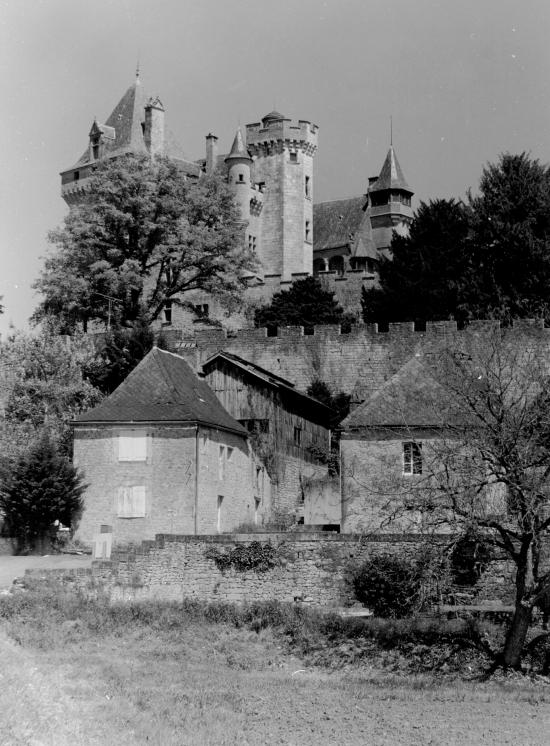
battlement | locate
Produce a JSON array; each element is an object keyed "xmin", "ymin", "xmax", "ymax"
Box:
[{"xmin": 246, "ymin": 117, "xmax": 318, "ymax": 157}]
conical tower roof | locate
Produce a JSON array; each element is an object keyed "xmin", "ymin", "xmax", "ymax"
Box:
[
  {"xmin": 225, "ymin": 128, "xmax": 251, "ymax": 162},
  {"xmin": 369, "ymin": 146, "xmax": 412, "ymax": 194}
]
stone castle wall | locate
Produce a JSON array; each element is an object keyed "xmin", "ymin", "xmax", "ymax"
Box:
[{"xmin": 32, "ymin": 531, "xmax": 516, "ymax": 608}]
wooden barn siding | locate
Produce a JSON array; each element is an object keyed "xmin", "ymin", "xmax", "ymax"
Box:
[{"xmin": 204, "ymin": 363, "xmax": 330, "ymax": 460}]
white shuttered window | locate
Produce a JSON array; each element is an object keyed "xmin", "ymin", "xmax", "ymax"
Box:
[
  {"xmin": 118, "ymin": 431, "xmax": 147, "ymax": 461},
  {"xmin": 116, "ymin": 486, "xmax": 146, "ymax": 518}
]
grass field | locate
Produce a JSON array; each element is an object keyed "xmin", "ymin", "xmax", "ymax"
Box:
[{"xmin": 1, "ymin": 583, "xmax": 550, "ymax": 745}]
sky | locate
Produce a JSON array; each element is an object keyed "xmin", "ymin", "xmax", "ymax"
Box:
[{"xmin": 1, "ymin": 0, "xmax": 549, "ymax": 335}]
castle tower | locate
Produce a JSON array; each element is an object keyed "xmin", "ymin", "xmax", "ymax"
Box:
[
  {"xmin": 246, "ymin": 111, "xmax": 318, "ymax": 278},
  {"xmin": 144, "ymin": 96, "xmax": 165, "ymax": 157},
  {"xmin": 368, "ymin": 146, "xmax": 414, "ymax": 254},
  {"xmin": 225, "ymin": 128, "xmax": 252, "ymax": 221}
]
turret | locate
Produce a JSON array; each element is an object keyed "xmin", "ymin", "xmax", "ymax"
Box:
[
  {"xmin": 368, "ymin": 146, "xmax": 413, "ymax": 253},
  {"xmin": 205, "ymin": 133, "xmax": 218, "ymax": 174},
  {"xmin": 246, "ymin": 111, "xmax": 318, "ymax": 278}
]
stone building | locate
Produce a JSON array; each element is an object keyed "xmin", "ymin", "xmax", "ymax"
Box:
[
  {"xmin": 59, "ymin": 72, "xmax": 413, "ymax": 326},
  {"xmin": 73, "ymin": 347, "xmax": 271, "ymax": 547}
]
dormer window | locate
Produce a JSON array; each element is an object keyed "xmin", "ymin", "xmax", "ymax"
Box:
[{"xmin": 92, "ymin": 142, "xmax": 99, "ymax": 160}]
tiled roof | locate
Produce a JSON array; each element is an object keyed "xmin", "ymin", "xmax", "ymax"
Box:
[
  {"xmin": 369, "ymin": 146, "xmax": 412, "ymax": 194},
  {"xmin": 342, "ymin": 357, "xmax": 459, "ymax": 430},
  {"xmin": 313, "ymin": 197, "xmax": 378, "ymax": 259},
  {"xmin": 75, "ymin": 347, "xmax": 246, "ymax": 435},
  {"xmin": 202, "ymin": 351, "xmax": 334, "ymax": 423}
]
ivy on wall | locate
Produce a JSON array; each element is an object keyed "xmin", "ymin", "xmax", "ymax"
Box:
[{"xmin": 205, "ymin": 541, "xmax": 277, "ymax": 573}]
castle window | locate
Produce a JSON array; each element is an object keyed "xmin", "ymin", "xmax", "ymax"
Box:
[
  {"xmin": 194, "ymin": 304, "xmax": 209, "ymax": 319},
  {"xmin": 289, "ymin": 152, "xmax": 298, "ymax": 163},
  {"xmin": 305, "ymin": 175, "xmax": 310, "ymax": 198},
  {"xmin": 238, "ymin": 173, "xmax": 244, "ymax": 182},
  {"xmin": 305, "ymin": 221, "xmax": 311, "ymax": 242},
  {"xmin": 163, "ymin": 300, "xmax": 172, "ymax": 325},
  {"xmin": 73, "ymin": 171, "xmax": 80, "ymax": 182},
  {"xmin": 257, "ymin": 182, "xmax": 265, "ymax": 192},
  {"xmin": 217, "ymin": 495, "xmax": 224, "ymax": 533},
  {"xmin": 248, "ymin": 234, "xmax": 256, "ymax": 252},
  {"xmin": 403, "ymin": 441, "xmax": 422, "ymax": 475}
]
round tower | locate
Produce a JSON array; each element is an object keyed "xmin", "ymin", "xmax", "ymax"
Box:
[
  {"xmin": 225, "ymin": 128, "xmax": 252, "ymax": 222},
  {"xmin": 245, "ymin": 111, "xmax": 318, "ymax": 278}
]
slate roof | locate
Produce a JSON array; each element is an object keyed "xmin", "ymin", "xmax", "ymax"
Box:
[
  {"xmin": 75, "ymin": 347, "xmax": 247, "ymax": 435},
  {"xmin": 313, "ymin": 197, "xmax": 378, "ymax": 259},
  {"xmin": 342, "ymin": 357, "xmax": 459, "ymax": 431},
  {"xmin": 67, "ymin": 77, "xmax": 200, "ymax": 176},
  {"xmin": 262, "ymin": 110, "xmax": 285, "ymax": 122},
  {"xmin": 202, "ymin": 351, "xmax": 334, "ymax": 423},
  {"xmin": 225, "ymin": 128, "xmax": 251, "ymax": 162},
  {"xmin": 369, "ymin": 146, "xmax": 412, "ymax": 194}
]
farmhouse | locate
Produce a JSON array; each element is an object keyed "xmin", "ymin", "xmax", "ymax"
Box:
[{"xmin": 73, "ymin": 347, "xmax": 271, "ymax": 547}]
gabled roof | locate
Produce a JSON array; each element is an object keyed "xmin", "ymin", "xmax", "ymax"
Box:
[
  {"xmin": 342, "ymin": 357, "xmax": 458, "ymax": 431},
  {"xmin": 313, "ymin": 197, "xmax": 377, "ymax": 259},
  {"xmin": 369, "ymin": 146, "xmax": 412, "ymax": 194},
  {"xmin": 75, "ymin": 347, "xmax": 246, "ymax": 435},
  {"xmin": 202, "ymin": 351, "xmax": 334, "ymax": 423}
]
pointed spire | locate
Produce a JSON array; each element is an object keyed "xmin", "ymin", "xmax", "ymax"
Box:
[
  {"xmin": 369, "ymin": 145, "xmax": 412, "ymax": 194},
  {"xmin": 135, "ymin": 59, "xmax": 140, "ymax": 83},
  {"xmin": 225, "ymin": 128, "xmax": 251, "ymax": 162}
]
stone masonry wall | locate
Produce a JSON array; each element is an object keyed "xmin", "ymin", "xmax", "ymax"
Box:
[{"xmin": 39, "ymin": 532, "xmax": 516, "ymax": 608}]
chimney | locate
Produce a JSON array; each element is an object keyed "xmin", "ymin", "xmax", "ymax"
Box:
[
  {"xmin": 144, "ymin": 97, "xmax": 165, "ymax": 157},
  {"xmin": 206, "ymin": 133, "xmax": 218, "ymax": 174}
]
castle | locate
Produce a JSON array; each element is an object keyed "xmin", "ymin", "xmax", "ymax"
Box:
[{"xmin": 60, "ymin": 72, "xmax": 414, "ymax": 327}]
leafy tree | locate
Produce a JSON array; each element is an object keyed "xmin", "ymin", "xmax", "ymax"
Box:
[
  {"xmin": 33, "ymin": 154, "xmax": 257, "ymax": 330},
  {"xmin": 0, "ymin": 325, "xmax": 102, "ymax": 458},
  {"xmin": 362, "ymin": 199, "xmax": 471, "ymax": 324},
  {"xmin": 254, "ymin": 276, "xmax": 354, "ymax": 332},
  {"xmin": 84, "ymin": 316, "xmax": 168, "ymax": 395},
  {"xmin": 0, "ymin": 433, "xmax": 86, "ymax": 554},
  {"xmin": 307, "ymin": 379, "xmax": 351, "ymax": 425},
  {"xmin": 363, "ymin": 154, "xmax": 550, "ymax": 325},
  {"xmin": 467, "ymin": 152, "xmax": 550, "ymax": 320},
  {"xmin": 384, "ymin": 329, "xmax": 550, "ymax": 670}
]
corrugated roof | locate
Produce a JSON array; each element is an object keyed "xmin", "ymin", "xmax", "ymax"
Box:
[
  {"xmin": 369, "ymin": 146, "xmax": 412, "ymax": 194},
  {"xmin": 75, "ymin": 347, "xmax": 246, "ymax": 435},
  {"xmin": 313, "ymin": 197, "xmax": 378, "ymax": 259},
  {"xmin": 342, "ymin": 357, "xmax": 458, "ymax": 430}
]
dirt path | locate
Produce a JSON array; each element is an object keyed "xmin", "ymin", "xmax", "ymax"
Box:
[{"xmin": 0, "ymin": 554, "xmax": 93, "ymax": 590}]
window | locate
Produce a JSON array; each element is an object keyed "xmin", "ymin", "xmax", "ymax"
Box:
[
  {"xmin": 294, "ymin": 427, "xmax": 302, "ymax": 447},
  {"xmin": 403, "ymin": 441, "xmax": 422, "ymax": 475},
  {"xmin": 305, "ymin": 175, "xmax": 310, "ymax": 198},
  {"xmin": 193, "ymin": 303, "xmax": 209, "ymax": 318},
  {"xmin": 255, "ymin": 465, "xmax": 262, "ymax": 490},
  {"xmin": 248, "ymin": 235, "xmax": 257, "ymax": 252},
  {"xmin": 74, "ymin": 170, "xmax": 80, "ymax": 182},
  {"xmin": 217, "ymin": 495, "xmax": 224, "ymax": 533},
  {"xmin": 254, "ymin": 497, "xmax": 261, "ymax": 525},
  {"xmin": 305, "ymin": 221, "xmax": 311, "ymax": 242},
  {"xmin": 227, "ymin": 447, "xmax": 234, "ymax": 461},
  {"xmin": 238, "ymin": 173, "xmax": 244, "ymax": 182},
  {"xmin": 118, "ymin": 431, "xmax": 147, "ymax": 461},
  {"xmin": 116, "ymin": 486, "xmax": 146, "ymax": 518},
  {"xmin": 92, "ymin": 142, "xmax": 99, "ymax": 160},
  {"xmin": 289, "ymin": 151, "xmax": 298, "ymax": 162},
  {"xmin": 257, "ymin": 181, "xmax": 266, "ymax": 192},
  {"xmin": 163, "ymin": 300, "xmax": 172, "ymax": 325},
  {"xmin": 218, "ymin": 445, "xmax": 226, "ymax": 481}
]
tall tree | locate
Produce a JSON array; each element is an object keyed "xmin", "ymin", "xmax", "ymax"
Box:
[
  {"xmin": 362, "ymin": 198, "xmax": 471, "ymax": 324},
  {"xmin": 0, "ymin": 433, "xmax": 86, "ymax": 554},
  {"xmin": 467, "ymin": 152, "xmax": 550, "ymax": 320},
  {"xmin": 363, "ymin": 154, "xmax": 550, "ymax": 325},
  {"xmin": 33, "ymin": 154, "xmax": 257, "ymax": 331},
  {"xmin": 254, "ymin": 276, "xmax": 354, "ymax": 332}
]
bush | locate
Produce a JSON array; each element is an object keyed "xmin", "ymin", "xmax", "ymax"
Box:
[{"xmin": 351, "ymin": 554, "xmax": 421, "ymax": 618}]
